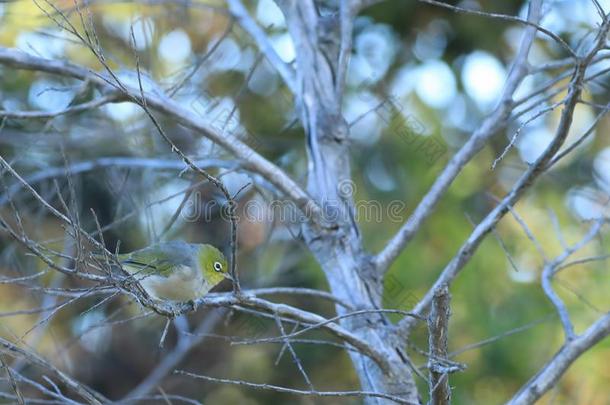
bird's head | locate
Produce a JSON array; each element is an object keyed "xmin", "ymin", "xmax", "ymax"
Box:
[{"xmin": 197, "ymin": 244, "xmax": 231, "ymax": 287}]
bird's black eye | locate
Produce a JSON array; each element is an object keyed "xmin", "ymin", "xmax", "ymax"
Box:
[{"xmin": 213, "ymin": 261, "xmax": 223, "ymax": 272}]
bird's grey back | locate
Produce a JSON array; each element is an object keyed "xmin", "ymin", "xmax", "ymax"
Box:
[{"xmin": 134, "ymin": 241, "xmax": 199, "ymax": 267}]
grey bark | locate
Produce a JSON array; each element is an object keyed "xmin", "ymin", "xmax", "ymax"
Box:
[
  {"xmin": 428, "ymin": 286, "xmax": 451, "ymax": 405},
  {"xmin": 2, "ymin": 0, "xmax": 609, "ymax": 403},
  {"xmin": 277, "ymin": 1, "xmax": 421, "ymax": 403}
]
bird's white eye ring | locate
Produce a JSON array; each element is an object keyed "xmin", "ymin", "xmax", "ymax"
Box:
[{"xmin": 213, "ymin": 261, "xmax": 223, "ymax": 272}]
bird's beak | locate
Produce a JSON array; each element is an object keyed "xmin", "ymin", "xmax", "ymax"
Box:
[{"xmin": 223, "ymin": 273, "xmax": 234, "ymax": 281}]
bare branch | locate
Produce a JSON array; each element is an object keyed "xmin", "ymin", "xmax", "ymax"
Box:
[
  {"xmin": 0, "ymin": 94, "xmax": 121, "ymax": 119},
  {"xmin": 0, "ymin": 157, "xmax": 243, "ymax": 205},
  {"xmin": 0, "ymin": 337, "xmax": 107, "ymax": 405},
  {"xmin": 362, "ymin": 0, "xmax": 574, "ymax": 57},
  {"xmin": 374, "ymin": 0, "xmax": 544, "ymax": 273},
  {"xmin": 2, "ymin": 1, "xmax": 609, "ymax": 403},
  {"xmin": 122, "ymin": 311, "xmax": 224, "ymax": 402},
  {"xmin": 0, "ymin": 356, "xmax": 24, "ymax": 405},
  {"xmin": 397, "ymin": 14, "xmax": 610, "ymax": 336},
  {"xmin": 273, "ymin": 312, "xmax": 314, "ymax": 390},
  {"xmin": 427, "ymin": 285, "xmax": 451, "ymax": 405},
  {"xmin": 449, "ymin": 316, "xmax": 554, "ymax": 358},
  {"xmin": 213, "ymin": 295, "xmax": 394, "ymax": 373},
  {"xmin": 335, "ymin": 0, "xmax": 357, "ymax": 101},
  {"xmin": 227, "ymin": 0, "xmax": 297, "ymax": 93},
  {"xmin": 0, "ymin": 47, "xmax": 321, "ymax": 224},
  {"xmin": 506, "ymin": 312, "xmax": 610, "ymax": 405},
  {"xmin": 174, "ymin": 370, "xmax": 420, "ymax": 404}
]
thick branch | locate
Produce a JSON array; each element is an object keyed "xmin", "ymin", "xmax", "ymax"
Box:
[
  {"xmin": 0, "ymin": 157, "xmax": 245, "ymax": 205},
  {"xmin": 397, "ymin": 15, "xmax": 610, "ymax": 335},
  {"xmin": 0, "ymin": 47, "xmax": 321, "ymax": 224},
  {"xmin": 227, "ymin": 0, "xmax": 297, "ymax": 92},
  {"xmin": 506, "ymin": 312, "xmax": 610, "ymax": 405},
  {"xmin": 145, "ymin": 292, "xmax": 393, "ymax": 373},
  {"xmin": 374, "ymin": 0, "xmax": 543, "ymax": 273}
]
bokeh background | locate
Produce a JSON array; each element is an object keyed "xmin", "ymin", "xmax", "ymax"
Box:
[{"xmin": 1, "ymin": 0, "xmax": 610, "ymax": 403}]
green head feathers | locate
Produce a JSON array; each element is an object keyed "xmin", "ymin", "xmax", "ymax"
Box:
[{"xmin": 196, "ymin": 244, "xmax": 230, "ymax": 286}]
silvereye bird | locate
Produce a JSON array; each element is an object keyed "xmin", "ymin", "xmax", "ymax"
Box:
[{"xmin": 116, "ymin": 241, "xmax": 230, "ymax": 301}]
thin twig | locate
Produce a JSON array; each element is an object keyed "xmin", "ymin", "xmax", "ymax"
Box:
[
  {"xmin": 175, "ymin": 370, "xmax": 419, "ymax": 404},
  {"xmin": 427, "ymin": 286, "xmax": 452, "ymax": 405}
]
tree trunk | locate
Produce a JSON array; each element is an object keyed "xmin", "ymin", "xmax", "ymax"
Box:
[
  {"xmin": 275, "ymin": 2, "xmax": 422, "ymax": 402},
  {"xmin": 306, "ymin": 233, "xmax": 421, "ymax": 404}
]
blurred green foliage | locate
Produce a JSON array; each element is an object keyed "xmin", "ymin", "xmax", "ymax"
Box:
[{"xmin": 1, "ymin": 0, "xmax": 610, "ymax": 404}]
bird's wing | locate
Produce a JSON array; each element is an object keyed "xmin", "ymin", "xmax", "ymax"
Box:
[{"xmin": 120, "ymin": 242, "xmax": 195, "ymax": 278}]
